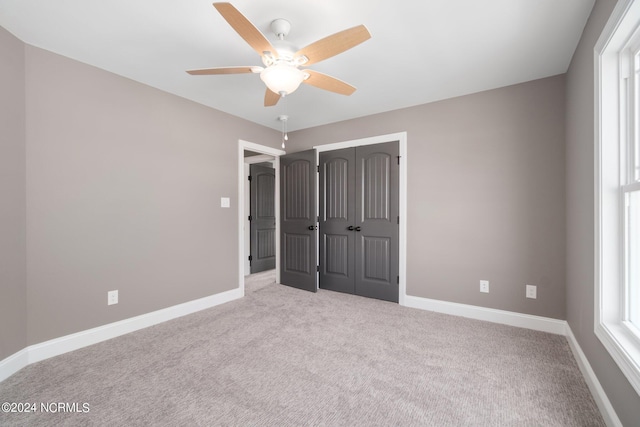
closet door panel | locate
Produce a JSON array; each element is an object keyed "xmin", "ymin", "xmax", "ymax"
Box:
[
  {"xmin": 319, "ymin": 148, "xmax": 356, "ymax": 294},
  {"xmin": 355, "ymin": 142, "xmax": 399, "ymax": 302}
]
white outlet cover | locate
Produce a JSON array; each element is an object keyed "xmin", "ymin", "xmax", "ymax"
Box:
[
  {"xmin": 480, "ymin": 280, "xmax": 489, "ymax": 293},
  {"xmin": 526, "ymin": 285, "xmax": 537, "ymax": 299},
  {"xmin": 108, "ymin": 290, "xmax": 118, "ymax": 305}
]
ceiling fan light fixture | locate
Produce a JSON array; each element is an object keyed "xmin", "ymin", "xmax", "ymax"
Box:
[{"xmin": 260, "ymin": 63, "xmax": 306, "ymax": 95}]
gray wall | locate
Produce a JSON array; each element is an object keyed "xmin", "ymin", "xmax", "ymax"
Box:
[
  {"xmin": 22, "ymin": 45, "xmax": 279, "ymax": 345},
  {"xmin": 566, "ymin": 0, "xmax": 640, "ymax": 425},
  {"xmin": 0, "ymin": 27, "xmax": 27, "ymax": 360},
  {"xmin": 290, "ymin": 75, "xmax": 566, "ymax": 320}
]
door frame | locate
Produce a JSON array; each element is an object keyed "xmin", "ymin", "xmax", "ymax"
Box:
[
  {"xmin": 314, "ymin": 132, "xmax": 408, "ymax": 305},
  {"xmin": 238, "ymin": 140, "xmax": 286, "ymax": 296}
]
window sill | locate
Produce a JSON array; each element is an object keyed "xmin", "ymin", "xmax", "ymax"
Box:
[{"xmin": 596, "ymin": 321, "xmax": 640, "ymax": 395}]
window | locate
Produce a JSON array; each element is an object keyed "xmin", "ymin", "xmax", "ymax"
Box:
[
  {"xmin": 624, "ymin": 39, "xmax": 640, "ymax": 336},
  {"xmin": 595, "ymin": 0, "xmax": 640, "ymax": 396},
  {"xmin": 629, "ymin": 190, "xmax": 640, "ymax": 329}
]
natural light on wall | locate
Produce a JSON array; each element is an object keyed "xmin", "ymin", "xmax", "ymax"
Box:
[{"xmin": 595, "ymin": 0, "xmax": 640, "ymax": 396}]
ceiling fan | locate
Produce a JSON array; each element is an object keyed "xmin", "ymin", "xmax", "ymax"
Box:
[{"xmin": 187, "ymin": 2, "xmax": 372, "ymax": 107}]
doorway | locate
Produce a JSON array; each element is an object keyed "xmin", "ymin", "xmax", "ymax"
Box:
[
  {"xmin": 249, "ymin": 162, "xmax": 276, "ymax": 273},
  {"xmin": 238, "ymin": 140, "xmax": 285, "ymax": 296}
]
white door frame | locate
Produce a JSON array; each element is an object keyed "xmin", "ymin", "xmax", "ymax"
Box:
[
  {"xmin": 314, "ymin": 132, "xmax": 408, "ymax": 305},
  {"xmin": 238, "ymin": 140, "xmax": 285, "ymax": 296}
]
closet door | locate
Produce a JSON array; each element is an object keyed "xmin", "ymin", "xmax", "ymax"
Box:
[
  {"xmin": 318, "ymin": 141, "xmax": 399, "ymax": 302},
  {"xmin": 355, "ymin": 142, "xmax": 399, "ymax": 302},
  {"xmin": 319, "ymin": 148, "xmax": 356, "ymax": 294},
  {"xmin": 280, "ymin": 150, "xmax": 318, "ymax": 292}
]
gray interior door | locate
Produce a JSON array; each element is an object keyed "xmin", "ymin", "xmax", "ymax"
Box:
[
  {"xmin": 319, "ymin": 148, "xmax": 356, "ymax": 294},
  {"xmin": 280, "ymin": 150, "xmax": 317, "ymax": 292},
  {"xmin": 250, "ymin": 163, "xmax": 276, "ymax": 274},
  {"xmin": 354, "ymin": 142, "xmax": 399, "ymax": 302},
  {"xmin": 318, "ymin": 141, "xmax": 399, "ymax": 302}
]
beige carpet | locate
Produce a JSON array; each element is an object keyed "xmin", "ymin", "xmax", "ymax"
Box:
[{"xmin": 0, "ymin": 272, "xmax": 604, "ymax": 426}]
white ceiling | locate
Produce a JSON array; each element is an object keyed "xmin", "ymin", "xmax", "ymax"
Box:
[{"xmin": 0, "ymin": 0, "xmax": 594, "ymax": 131}]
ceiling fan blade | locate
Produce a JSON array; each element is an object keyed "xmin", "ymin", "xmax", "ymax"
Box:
[
  {"xmin": 264, "ymin": 88, "xmax": 281, "ymax": 107},
  {"xmin": 186, "ymin": 66, "xmax": 261, "ymax": 75},
  {"xmin": 303, "ymin": 70, "xmax": 356, "ymax": 96},
  {"xmin": 295, "ymin": 25, "xmax": 371, "ymax": 66},
  {"xmin": 213, "ymin": 2, "xmax": 276, "ymax": 57}
]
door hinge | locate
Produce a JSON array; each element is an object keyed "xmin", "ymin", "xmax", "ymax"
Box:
[
  {"xmin": 248, "ymin": 215, "xmax": 252, "ymax": 221},
  {"xmin": 317, "ymin": 265, "xmax": 320, "ymax": 272},
  {"xmin": 397, "ymin": 216, "xmax": 399, "ymax": 225},
  {"xmin": 317, "ymin": 165, "xmax": 320, "ymax": 173},
  {"xmin": 397, "ymin": 276, "xmax": 399, "ymax": 284},
  {"xmin": 248, "ymin": 175, "xmax": 252, "ymax": 181},
  {"xmin": 397, "ymin": 156, "xmax": 401, "ymax": 165},
  {"xmin": 248, "ymin": 255, "xmax": 252, "ymax": 262}
]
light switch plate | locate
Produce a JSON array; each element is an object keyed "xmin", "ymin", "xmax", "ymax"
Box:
[{"xmin": 220, "ymin": 197, "xmax": 230, "ymax": 208}]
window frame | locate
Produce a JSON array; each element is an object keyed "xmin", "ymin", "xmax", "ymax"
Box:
[
  {"xmin": 623, "ymin": 41, "xmax": 640, "ymax": 340},
  {"xmin": 595, "ymin": 0, "xmax": 640, "ymax": 397}
]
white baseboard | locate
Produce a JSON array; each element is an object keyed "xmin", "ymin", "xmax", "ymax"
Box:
[
  {"xmin": 0, "ymin": 287, "xmax": 242, "ymax": 383},
  {"xmin": 0, "ymin": 348, "xmax": 29, "ymax": 383},
  {"xmin": 565, "ymin": 325, "xmax": 623, "ymax": 427},
  {"xmin": 403, "ymin": 295, "xmax": 567, "ymax": 334}
]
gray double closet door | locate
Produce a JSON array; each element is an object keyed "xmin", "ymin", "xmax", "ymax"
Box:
[
  {"xmin": 281, "ymin": 142, "xmax": 399, "ymax": 302},
  {"xmin": 319, "ymin": 142, "xmax": 399, "ymax": 302}
]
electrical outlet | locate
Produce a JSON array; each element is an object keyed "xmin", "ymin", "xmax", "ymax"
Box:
[
  {"xmin": 107, "ymin": 290, "xmax": 118, "ymax": 305},
  {"xmin": 480, "ymin": 280, "xmax": 489, "ymax": 293},
  {"xmin": 526, "ymin": 285, "xmax": 537, "ymax": 299}
]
